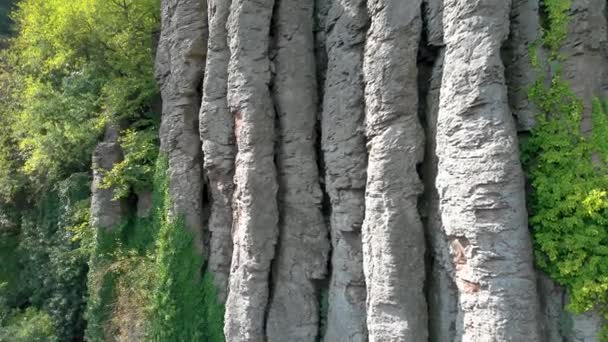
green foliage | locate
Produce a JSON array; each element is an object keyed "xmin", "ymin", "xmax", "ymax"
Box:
[
  {"xmin": 0, "ymin": 0, "xmax": 160, "ymax": 192},
  {"xmin": 86, "ymin": 156, "xmax": 225, "ymax": 341},
  {"xmin": 100, "ymin": 126, "xmax": 159, "ymax": 200},
  {"xmin": 17, "ymin": 174, "xmax": 91, "ymax": 341},
  {"xmin": 149, "ymin": 156, "xmax": 225, "ymax": 342},
  {"xmin": 525, "ymin": 0, "xmax": 608, "ymax": 337},
  {"xmin": 0, "ymin": 308, "xmax": 57, "ymax": 342},
  {"xmin": 316, "ymin": 288, "xmax": 329, "ymax": 342},
  {"xmin": 541, "ymin": 0, "xmax": 572, "ymax": 55},
  {"xmin": 0, "ymin": 0, "xmax": 163, "ymax": 340}
]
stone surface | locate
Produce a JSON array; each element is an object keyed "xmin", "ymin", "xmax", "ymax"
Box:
[
  {"xmin": 361, "ymin": 0, "xmax": 427, "ymax": 340},
  {"xmin": 321, "ymin": 1, "xmax": 369, "ymax": 341},
  {"xmin": 264, "ymin": 0, "xmax": 330, "ymax": 341},
  {"xmin": 424, "ymin": 0, "xmax": 444, "ymax": 47},
  {"xmin": 562, "ymin": 0, "xmax": 608, "ymax": 136},
  {"xmin": 136, "ymin": 190, "xmax": 153, "ymax": 218},
  {"xmin": 200, "ymin": 0, "xmax": 235, "ymax": 303},
  {"xmin": 435, "ymin": 0, "xmax": 542, "ymax": 340},
  {"xmin": 222, "ymin": 0, "xmax": 279, "ymax": 340},
  {"xmin": 423, "ymin": 49, "xmax": 460, "ymax": 342},
  {"xmin": 147, "ymin": 0, "xmax": 608, "ymax": 340},
  {"xmin": 537, "ymin": 273, "xmax": 566, "ymax": 342},
  {"xmin": 155, "ymin": 0, "xmax": 207, "ymax": 255},
  {"xmin": 503, "ymin": 0, "xmax": 541, "ymax": 131},
  {"xmin": 91, "ymin": 125, "xmax": 125, "ymax": 229}
]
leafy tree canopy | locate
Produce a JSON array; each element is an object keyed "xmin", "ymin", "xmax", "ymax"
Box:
[{"xmin": 0, "ymin": 0, "xmax": 159, "ymax": 199}]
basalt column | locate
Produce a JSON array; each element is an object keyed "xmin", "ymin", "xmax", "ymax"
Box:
[
  {"xmin": 223, "ymin": 0, "xmax": 279, "ymax": 340},
  {"xmin": 155, "ymin": 0, "xmax": 208, "ymax": 255},
  {"xmin": 265, "ymin": 0, "xmax": 330, "ymax": 341},
  {"xmin": 361, "ymin": 0, "xmax": 427, "ymax": 340},
  {"xmin": 424, "ymin": 50, "xmax": 461, "ymax": 342},
  {"xmin": 321, "ymin": 0, "xmax": 369, "ymax": 340},
  {"xmin": 91, "ymin": 125, "xmax": 125, "ymax": 229},
  {"xmin": 435, "ymin": 0, "xmax": 541, "ymax": 340},
  {"xmin": 200, "ymin": 0, "xmax": 235, "ymax": 303}
]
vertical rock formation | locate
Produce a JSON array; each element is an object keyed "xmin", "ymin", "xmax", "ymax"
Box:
[
  {"xmin": 200, "ymin": 0, "xmax": 235, "ymax": 303},
  {"xmin": 223, "ymin": 0, "xmax": 279, "ymax": 340},
  {"xmin": 424, "ymin": 49, "xmax": 461, "ymax": 342},
  {"xmin": 565, "ymin": 304, "xmax": 605, "ymax": 342},
  {"xmin": 420, "ymin": 3, "xmax": 460, "ymax": 341},
  {"xmin": 264, "ymin": 0, "xmax": 330, "ymax": 341},
  {"xmin": 361, "ymin": 0, "xmax": 427, "ymax": 340},
  {"xmin": 147, "ymin": 0, "xmax": 608, "ymax": 340},
  {"xmin": 503, "ymin": 0, "xmax": 541, "ymax": 132},
  {"xmin": 562, "ymin": 0, "xmax": 608, "ymax": 136},
  {"xmin": 91, "ymin": 125, "xmax": 125, "ymax": 229},
  {"xmin": 321, "ymin": 1, "xmax": 369, "ymax": 340},
  {"xmin": 155, "ymin": 0, "xmax": 208, "ymax": 254},
  {"xmin": 537, "ymin": 273, "xmax": 567, "ymax": 342},
  {"xmin": 435, "ymin": 0, "xmax": 541, "ymax": 340}
]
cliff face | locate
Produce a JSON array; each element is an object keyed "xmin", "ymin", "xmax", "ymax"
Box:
[{"xmin": 132, "ymin": 0, "xmax": 608, "ymax": 340}]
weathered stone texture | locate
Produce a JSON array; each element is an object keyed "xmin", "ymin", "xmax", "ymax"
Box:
[
  {"xmin": 361, "ymin": 0, "xmax": 427, "ymax": 340},
  {"xmin": 222, "ymin": 0, "xmax": 279, "ymax": 340},
  {"xmin": 562, "ymin": 0, "xmax": 608, "ymax": 136},
  {"xmin": 148, "ymin": 0, "xmax": 608, "ymax": 340},
  {"xmin": 156, "ymin": 0, "xmax": 208, "ymax": 254},
  {"xmin": 264, "ymin": 1, "xmax": 330, "ymax": 341},
  {"xmin": 435, "ymin": 0, "xmax": 541, "ymax": 340},
  {"xmin": 200, "ymin": 0, "xmax": 235, "ymax": 303},
  {"xmin": 504, "ymin": 0, "xmax": 541, "ymax": 131},
  {"xmin": 91, "ymin": 125, "xmax": 125, "ymax": 229},
  {"xmin": 321, "ymin": 1, "xmax": 369, "ymax": 341},
  {"xmin": 423, "ymin": 50, "xmax": 460, "ymax": 342}
]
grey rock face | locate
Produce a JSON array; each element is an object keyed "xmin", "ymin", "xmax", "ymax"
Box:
[
  {"xmin": 423, "ymin": 50, "xmax": 460, "ymax": 342},
  {"xmin": 435, "ymin": 0, "xmax": 541, "ymax": 340},
  {"xmin": 361, "ymin": 0, "xmax": 427, "ymax": 340},
  {"xmin": 423, "ymin": 0, "xmax": 444, "ymax": 47},
  {"xmin": 222, "ymin": 0, "xmax": 279, "ymax": 340},
  {"xmin": 91, "ymin": 126, "xmax": 125, "ymax": 229},
  {"xmin": 566, "ymin": 302, "xmax": 605, "ymax": 342},
  {"xmin": 504, "ymin": 0, "xmax": 541, "ymax": 131},
  {"xmin": 156, "ymin": 0, "xmax": 208, "ymax": 255},
  {"xmin": 537, "ymin": 273, "xmax": 566, "ymax": 342},
  {"xmin": 264, "ymin": 1, "xmax": 330, "ymax": 341},
  {"xmin": 562, "ymin": 0, "xmax": 608, "ymax": 136},
  {"xmin": 136, "ymin": 190, "xmax": 153, "ymax": 218},
  {"xmin": 149, "ymin": 0, "xmax": 608, "ymax": 339},
  {"xmin": 321, "ymin": 1, "xmax": 369, "ymax": 341},
  {"xmin": 200, "ymin": 0, "xmax": 235, "ymax": 303}
]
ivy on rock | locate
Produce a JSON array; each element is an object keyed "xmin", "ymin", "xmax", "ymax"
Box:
[{"xmin": 525, "ymin": 0, "xmax": 608, "ymax": 338}]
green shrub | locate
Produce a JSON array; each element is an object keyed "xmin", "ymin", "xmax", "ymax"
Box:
[
  {"xmin": 86, "ymin": 156, "xmax": 225, "ymax": 341},
  {"xmin": 525, "ymin": 0, "xmax": 608, "ymax": 338},
  {"xmin": 0, "ymin": 308, "xmax": 57, "ymax": 342}
]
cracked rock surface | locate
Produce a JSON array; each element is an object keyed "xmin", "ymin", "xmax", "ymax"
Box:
[{"xmin": 148, "ymin": 0, "xmax": 608, "ymax": 339}]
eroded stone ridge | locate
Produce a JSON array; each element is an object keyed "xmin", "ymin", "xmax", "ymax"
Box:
[{"xmin": 149, "ymin": 0, "xmax": 608, "ymax": 340}]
